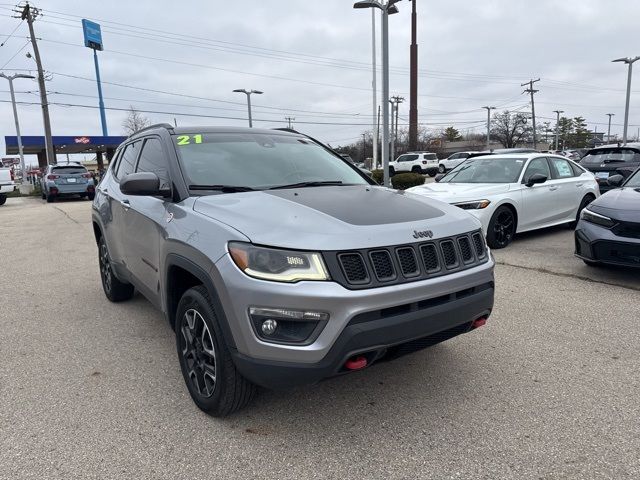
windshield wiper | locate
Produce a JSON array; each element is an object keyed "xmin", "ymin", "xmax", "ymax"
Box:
[
  {"xmin": 189, "ymin": 184, "xmax": 257, "ymax": 192},
  {"xmin": 267, "ymin": 180, "xmax": 346, "ymax": 190}
]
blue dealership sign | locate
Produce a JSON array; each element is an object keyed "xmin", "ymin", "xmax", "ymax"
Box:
[{"xmin": 82, "ymin": 19, "xmax": 103, "ymax": 50}]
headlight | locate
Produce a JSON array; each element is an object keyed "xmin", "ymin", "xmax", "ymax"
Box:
[
  {"xmin": 580, "ymin": 208, "xmax": 615, "ymax": 228},
  {"xmin": 228, "ymin": 242, "xmax": 330, "ymax": 282},
  {"xmin": 453, "ymin": 199, "xmax": 491, "ymax": 210}
]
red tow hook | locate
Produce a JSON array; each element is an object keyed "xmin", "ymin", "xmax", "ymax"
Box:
[
  {"xmin": 345, "ymin": 356, "xmax": 368, "ymax": 370},
  {"xmin": 472, "ymin": 316, "xmax": 488, "ymax": 329}
]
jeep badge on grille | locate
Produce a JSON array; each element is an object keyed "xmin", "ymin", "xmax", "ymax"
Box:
[{"xmin": 413, "ymin": 230, "xmax": 434, "ymax": 239}]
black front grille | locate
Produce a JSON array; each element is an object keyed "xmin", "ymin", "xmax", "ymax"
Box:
[
  {"xmin": 420, "ymin": 243, "xmax": 440, "ymax": 272},
  {"xmin": 472, "ymin": 232, "xmax": 486, "ymax": 258},
  {"xmin": 613, "ymin": 221, "xmax": 640, "ymax": 239},
  {"xmin": 458, "ymin": 236, "xmax": 474, "ymax": 263},
  {"xmin": 338, "ymin": 253, "xmax": 369, "ymax": 284},
  {"xmin": 369, "ymin": 250, "xmax": 396, "ymax": 281},
  {"xmin": 441, "ymin": 240, "xmax": 458, "ymax": 268},
  {"xmin": 593, "ymin": 241, "xmax": 640, "ymax": 266},
  {"xmin": 396, "ymin": 247, "xmax": 419, "ymax": 277},
  {"xmin": 330, "ymin": 230, "xmax": 489, "ymax": 289}
]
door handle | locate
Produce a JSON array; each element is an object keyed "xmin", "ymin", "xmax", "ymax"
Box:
[
  {"xmin": 548, "ymin": 186, "xmax": 559, "ymax": 191},
  {"xmin": 575, "ymin": 183, "xmax": 583, "ymax": 187},
  {"xmin": 120, "ymin": 199, "xmax": 130, "ymax": 210}
]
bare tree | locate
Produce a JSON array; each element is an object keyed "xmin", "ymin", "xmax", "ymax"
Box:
[
  {"xmin": 490, "ymin": 111, "xmax": 532, "ymax": 148},
  {"xmin": 122, "ymin": 106, "xmax": 150, "ymax": 135}
]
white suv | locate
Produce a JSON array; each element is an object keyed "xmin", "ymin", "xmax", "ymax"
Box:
[
  {"xmin": 438, "ymin": 151, "xmax": 478, "ymax": 173},
  {"xmin": 389, "ymin": 152, "xmax": 438, "ymax": 177}
]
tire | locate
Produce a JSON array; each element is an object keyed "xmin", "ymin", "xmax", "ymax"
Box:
[
  {"xmin": 389, "ymin": 167, "xmax": 395, "ymax": 176},
  {"xmin": 87, "ymin": 192, "xmax": 95, "ymax": 201},
  {"xmin": 41, "ymin": 191, "xmax": 46, "ymax": 200},
  {"xmin": 98, "ymin": 236, "xmax": 134, "ymax": 302},
  {"xmin": 486, "ymin": 206, "xmax": 516, "ymax": 249},
  {"xmin": 438, "ymin": 164, "xmax": 446, "ymax": 174},
  {"xmin": 428, "ymin": 171, "xmax": 436, "ymax": 178},
  {"xmin": 0, "ymin": 194, "xmax": 6, "ymax": 206},
  {"xmin": 46, "ymin": 194, "xmax": 55, "ymax": 203},
  {"xmin": 176, "ymin": 286, "xmax": 256, "ymax": 416},
  {"xmin": 569, "ymin": 195, "xmax": 595, "ymax": 229},
  {"xmin": 411, "ymin": 166, "xmax": 422, "ymax": 174}
]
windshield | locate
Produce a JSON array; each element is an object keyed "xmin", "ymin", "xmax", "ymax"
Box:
[
  {"xmin": 173, "ymin": 133, "xmax": 369, "ymax": 190},
  {"xmin": 581, "ymin": 148, "xmax": 639, "ymax": 164},
  {"xmin": 624, "ymin": 169, "xmax": 640, "ymax": 187},
  {"xmin": 439, "ymin": 157, "xmax": 526, "ymax": 184}
]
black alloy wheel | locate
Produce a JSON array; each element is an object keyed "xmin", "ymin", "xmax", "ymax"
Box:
[
  {"xmin": 98, "ymin": 237, "xmax": 134, "ymax": 302},
  {"xmin": 487, "ymin": 206, "xmax": 516, "ymax": 249},
  {"xmin": 179, "ymin": 308, "xmax": 218, "ymax": 398}
]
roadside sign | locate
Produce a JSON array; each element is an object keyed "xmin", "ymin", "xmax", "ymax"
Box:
[{"xmin": 82, "ymin": 19, "xmax": 103, "ymax": 51}]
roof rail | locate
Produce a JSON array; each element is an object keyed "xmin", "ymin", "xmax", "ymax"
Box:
[{"xmin": 130, "ymin": 123, "xmax": 174, "ymax": 136}]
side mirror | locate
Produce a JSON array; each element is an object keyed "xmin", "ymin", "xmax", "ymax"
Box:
[
  {"xmin": 435, "ymin": 173, "xmax": 445, "ymax": 183},
  {"xmin": 607, "ymin": 174, "xmax": 624, "ymax": 187},
  {"xmin": 120, "ymin": 172, "xmax": 171, "ymax": 197},
  {"xmin": 525, "ymin": 173, "xmax": 547, "ymax": 187}
]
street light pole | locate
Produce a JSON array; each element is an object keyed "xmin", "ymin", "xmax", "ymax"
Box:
[
  {"xmin": 612, "ymin": 56, "xmax": 640, "ymax": 145},
  {"xmin": 482, "ymin": 106, "xmax": 495, "ymax": 150},
  {"xmin": 606, "ymin": 113, "xmax": 615, "ymax": 142},
  {"xmin": 233, "ymin": 89, "xmax": 263, "ymax": 127},
  {"xmin": 0, "ymin": 73, "xmax": 35, "ymax": 192},
  {"xmin": 354, "ymin": 0, "xmax": 402, "ymax": 187},
  {"xmin": 371, "ymin": 9, "xmax": 378, "ymax": 170},
  {"xmin": 553, "ymin": 110, "xmax": 564, "ymax": 151}
]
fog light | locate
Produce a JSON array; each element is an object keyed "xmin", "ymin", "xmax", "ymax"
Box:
[
  {"xmin": 249, "ymin": 307, "xmax": 329, "ymax": 345},
  {"xmin": 261, "ymin": 319, "xmax": 278, "ymax": 335}
]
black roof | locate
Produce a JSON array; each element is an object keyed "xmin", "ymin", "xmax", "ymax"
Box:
[{"xmin": 128, "ymin": 124, "xmax": 302, "ymax": 139}]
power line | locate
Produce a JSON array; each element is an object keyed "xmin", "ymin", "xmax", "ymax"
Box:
[{"xmin": 0, "ymin": 18, "xmax": 22, "ymax": 46}]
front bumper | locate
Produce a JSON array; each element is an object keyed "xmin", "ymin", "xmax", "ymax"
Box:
[
  {"xmin": 212, "ymin": 253, "xmax": 495, "ymax": 388},
  {"xmin": 575, "ymin": 219, "xmax": 640, "ymax": 268}
]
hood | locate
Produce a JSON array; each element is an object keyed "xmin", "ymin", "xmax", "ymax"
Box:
[
  {"xmin": 406, "ymin": 182, "xmax": 511, "ymax": 203},
  {"xmin": 589, "ymin": 187, "xmax": 640, "ymax": 223},
  {"xmin": 193, "ymin": 185, "xmax": 480, "ymax": 250}
]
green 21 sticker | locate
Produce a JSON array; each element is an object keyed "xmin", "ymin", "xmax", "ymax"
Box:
[{"xmin": 176, "ymin": 134, "xmax": 203, "ymax": 146}]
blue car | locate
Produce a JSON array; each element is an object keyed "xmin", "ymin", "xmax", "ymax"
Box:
[{"xmin": 41, "ymin": 163, "xmax": 95, "ymax": 203}]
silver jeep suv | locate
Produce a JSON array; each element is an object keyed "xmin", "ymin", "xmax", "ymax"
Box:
[{"xmin": 92, "ymin": 125, "xmax": 495, "ymax": 416}]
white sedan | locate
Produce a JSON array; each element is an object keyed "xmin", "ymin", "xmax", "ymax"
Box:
[{"xmin": 407, "ymin": 153, "xmax": 600, "ymax": 248}]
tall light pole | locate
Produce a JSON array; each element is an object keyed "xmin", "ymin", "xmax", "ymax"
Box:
[
  {"xmin": 553, "ymin": 110, "xmax": 564, "ymax": 151},
  {"xmin": 482, "ymin": 106, "xmax": 495, "ymax": 150},
  {"xmin": 0, "ymin": 73, "xmax": 35, "ymax": 193},
  {"xmin": 233, "ymin": 89, "xmax": 263, "ymax": 127},
  {"xmin": 370, "ymin": 9, "xmax": 378, "ymax": 169},
  {"xmin": 612, "ymin": 56, "xmax": 640, "ymax": 145},
  {"xmin": 606, "ymin": 113, "xmax": 615, "ymax": 142},
  {"xmin": 354, "ymin": 0, "xmax": 402, "ymax": 187},
  {"xmin": 408, "ymin": 0, "xmax": 418, "ymax": 151}
]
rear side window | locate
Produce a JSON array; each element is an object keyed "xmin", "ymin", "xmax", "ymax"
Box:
[
  {"xmin": 398, "ymin": 154, "xmax": 419, "ymax": 162},
  {"xmin": 550, "ymin": 157, "xmax": 575, "ymax": 178},
  {"xmin": 448, "ymin": 153, "xmax": 459, "ymax": 160},
  {"xmin": 136, "ymin": 138, "xmax": 171, "ymax": 189},
  {"xmin": 116, "ymin": 141, "xmax": 141, "ymax": 179},
  {"xmin": 424, "ymin": 154, "xmax": 437, "ymax": 160},
  {"xmin": 570, "ymin": 162, "xmax": 585, "ymax": 176}
]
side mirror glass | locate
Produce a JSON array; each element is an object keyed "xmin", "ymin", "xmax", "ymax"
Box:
[
  {"xmin": 120, "ymin": 172, "xmax": 171, "ymax": 197},
  {"xmin": 525, "ymin": 173, "xmax": 547, "ymax": 187},
  {"xmin": 434, "ymin": 173, "xmax": 445, "ymax": 182},
  {"xmin": 607, "ymin": 174, "xmax": 624, "ymax": 187}
]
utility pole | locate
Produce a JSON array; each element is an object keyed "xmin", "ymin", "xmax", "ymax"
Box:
[
  {"xmin": 362, "ymin": 133, "xmax": 367, "ymax": 164},
  {"xmin": 408, "ymin": 0, "xmax": 418, "ymax": 151},
  {"xmin": 522, "ymin": 78, "xmax": 540, "ymax": 149},
  {"xmin": 553, "ymin": 110, "xmax": 564, "ymax": 151},
  {"xmin": 232, "ymin": 89, "xmax": 263, "ymax": 127},
  {"xmin": 606, "ymin": 113, "xmax": 615, "ymax": 142},
  {"xmin": 389, "ymin": 100, "xmax": 395, "ymax": 161},
  {"xmin": 18, "ymin": 2, "xmax": 55, "ymax": 165},
  {"xmin": 285, "ymin": 116, "xmax": 295, "ymax": 129},
  {"xmin": 482, "ymin": 106, "xmax": 495, "ymax": 150},
  {"xmin": 370, "ymin": 9, "xmax": 378, "ymax": 170},
  {"xmin": 390, "ymin": 95, "xmax": 404, "ymax": 160}
]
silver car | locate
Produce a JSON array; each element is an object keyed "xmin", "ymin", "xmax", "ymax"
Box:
[
  {"xmin": 91, "ymin": 125, "xmax": 495, "ymax": 416},
  {"xmin": 41, "ymin": 163, "xmax": 95, "ymax": 203}
]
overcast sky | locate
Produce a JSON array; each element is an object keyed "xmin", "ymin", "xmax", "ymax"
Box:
[{"xmin": 1, "ymin": 0, "xmax": 640, "ymax": 164}]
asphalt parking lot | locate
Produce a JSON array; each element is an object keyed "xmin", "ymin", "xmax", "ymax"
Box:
[{"xmin": 1, "ymin": 196, "xmax": 639, "ymax": 479}]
